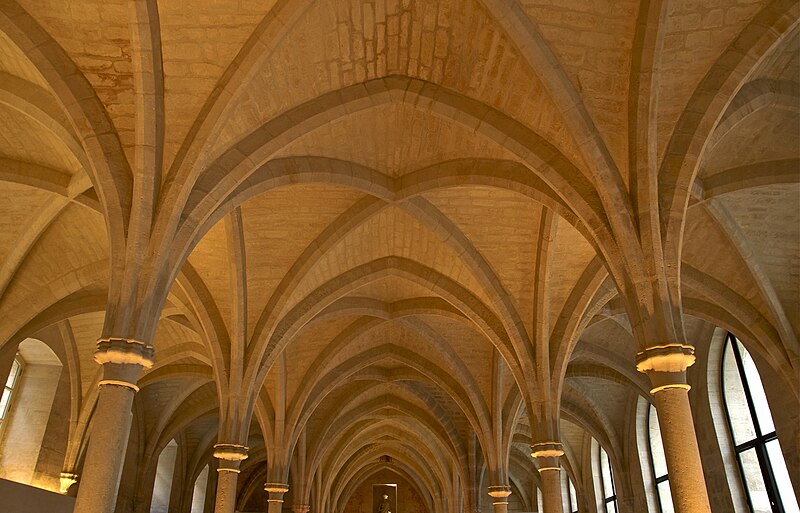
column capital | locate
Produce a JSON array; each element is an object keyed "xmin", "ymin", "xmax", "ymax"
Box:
[
  {"xmin": 265, "ymin": 482, "xmax": 289, "ymax": 504},
  {"xmin": 636, "ymin": 343, "xmax": 696, "ymax": 394},
  {"xmin": 530, "ymin": 440, "xmax": 563, "ymax": 471},
  {"xmin": 60, "ymin": 472, "xmax": 78, "ymax": 494},
  {"xmin": 213, "ymin": 443, "xmax": 249, "ymax": 462},
  {"xmin": 95, "ymin": 338, "xmax": 154, "ymax": 368},
  {"xmin": 635, "ymin": 343, "xmax": 695, "ymax": 373},
  {"xmin": 292, "ymin": 504, "xmax": 311, "ymax": 513},
  {"xmin": 264, "ymin": 482, "xmax": 289, "ymax": 493},
  {"xmin": 487, "ymin": 485, "xmax": 512, "ymax": 504},
  {"xmin": 530, "ymin": 441, "xmax": 564, "ymax": 459}
]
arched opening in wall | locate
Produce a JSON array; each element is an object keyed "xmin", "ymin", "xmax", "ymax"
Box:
[
  {"xmin": 150, "ymin": 439, "xmax": 178, "ymax": 513},
  {"xmin": 190, "ymin": 464, "xmax": 209, "ymax": 513},
  {"xmin": 720, "ymin": 333, "xmax": 799, "ymax": 513},
  {"xmin": 0, "ymin": 338, "xmax": 63, "ymax": 489}
]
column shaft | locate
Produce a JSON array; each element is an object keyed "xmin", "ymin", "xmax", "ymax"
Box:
[
  {"xmin": 539, "ymin": 469, "xmax": 563, "ymax": 513},
  {"xmin": 492, "ymin": 501, "xmax": 509, "ymax": 513},
  {"xmin": 213, "ymin": 468, "xmax": 239, "ymax": 513},
  {"xmin": 653, "ymin": 386, "xmax": 712, "ymax": 513},
  {"xmin": 72, "ymin": 383, "xmax": 136, "ymax": 513}
]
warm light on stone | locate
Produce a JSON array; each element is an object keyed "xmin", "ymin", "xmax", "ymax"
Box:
[{"xmin": 59, "ymin": 472, "xmax": 78, "ymax": 493}]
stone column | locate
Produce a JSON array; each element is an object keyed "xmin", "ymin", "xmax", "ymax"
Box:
[
  {"xmin": 265, "ymin": 483, "xmax": 289, "ymax": 513},
  {"xmin": 213, "ymin": 444, "xmax": 248, "ymax": 513},
  {"xmin": 73, "ymin": 338, "xmax": 153, "ymax": 513},
  {"xmin": 637, "ymin": 344, "xmax": 712, "ymax": 513},
  {"xmin": 292, "ymin": 503, "xmax": 310, "ymax": 513},
  {"xmin": 531, "ymin": 442, "xmax": 564, "ymax": 513},
  {"xmin": 487, "ymin": 485, "xmax": 512, "ymax": 513}
]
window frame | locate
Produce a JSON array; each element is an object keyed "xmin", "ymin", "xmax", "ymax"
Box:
[{"xmin": 721, "ymin": 333, "xmax": 787, "ymax": 513}]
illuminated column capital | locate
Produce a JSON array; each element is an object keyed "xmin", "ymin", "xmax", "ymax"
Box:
[
  {"xmin": 213, "ymin": 443, "xmax": 249, "ymax": 462},
  {"xmin": 636, "ymin": 343, "xmax": 696, "ymax": 394},
  {"xmin": 265, "ymin": 483, "xmax": 290, "ymax": 513},
  {"xmin": 264, "ymin": 482, "xmax": 290, "ymax": 494},
  {"xmin": 60, "ymin": 472, "xmax": 78, "ymax": 494},
  {"xmin": 488, "ymin": 485, "xmax": 512, "ymax": 501},
  {"xmin": 530, "ymin": 441, "xmax": 563, "ymax": 472},
  {"xmin": 292, "ymin": 504, "xmax": 311, "ymax": 513},
  {"xmin": 95, "ymin": 338, "xmax": 154, "ymax": 368},
  {"xmin": 488, "ymin": 485, "xmax": 512, "ymax": 513}
]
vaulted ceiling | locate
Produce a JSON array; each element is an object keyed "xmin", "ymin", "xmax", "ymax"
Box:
[{"xmin": 0, "ymin": 0, "xmax": 797, "ymax": 507}]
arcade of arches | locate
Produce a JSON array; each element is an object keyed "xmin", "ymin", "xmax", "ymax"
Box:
[{"xmin": 0, "ymin": 0, "xmax": 797, "ymax": 512}]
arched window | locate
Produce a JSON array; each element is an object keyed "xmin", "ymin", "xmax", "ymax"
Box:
[
  {"xmin": 722, "ymin": 333, "xmax": 799, "ymax": 513},
  {"xmin": 151, "ymin": 439, "xmax": 178, "ymax": 513},
  {"xmin": 647, "ymin": 403, "xmax": 674, "ymax": 513},
  {"xmin": 598, "ymin": 445, "xmax": 617, "ymax": 513},
  {"xmin": 190, "ymin": 464, "xmax": 209, "ymax": 513},
  {"xmin": 561, "ymin": 469, "xmax": 578, "ymax": 513},
  {"xmin": 0, "ymin": 356, "xmax": 23, "ymax": 430}
]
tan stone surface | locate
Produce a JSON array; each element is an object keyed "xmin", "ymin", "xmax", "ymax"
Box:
[{"xmin": 0, "ymin": 0, "xmax": 796, "ymax": 510}]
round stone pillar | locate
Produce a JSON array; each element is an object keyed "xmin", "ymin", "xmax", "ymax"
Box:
[
  {"xmin": 531, "ymin": 442, "xmax": 564, "ymax": 513},
  {"xmin": 265, "ymin": 483, "xmax": 289, "ymax": 513},
  {"xmin": 637, "ymin": 344, "xmax": 712, "ymax": 513},
  {"xmin": 73, "ymin": 338, "xmax": 153, "ymax": 513},
  {"xmin": 213, "ymin": 444, "xmax": 248, "ymax": 513},
  {"xmin": 488, "ymin": 485, "xmax": 512, "ymax": 513}
]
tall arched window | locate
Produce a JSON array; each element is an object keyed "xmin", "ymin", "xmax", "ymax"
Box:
[
  {"xmin": 190, "ymin": 464, "xmax": 209, "ymax": 513},
  {"xmin": 647, "ymin": 403, "xmax": 674, "ymax": 513},
  {"xmin": 151, "ymin": 439, "xmax": 178, "ymax": 513},
  {"xmin": 722, "ymin": 333, "xmax": 799, "ymax": 513},
  {"xmin": 598, "ymin": 445, "xmax": 618, "ymax": 513}
]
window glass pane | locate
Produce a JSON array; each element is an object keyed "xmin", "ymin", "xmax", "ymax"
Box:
[
  {"xmin": 0, "ymin": 388, "xmax": 11, "ymax": 419},
  {"xmin": 723, "ymin": 340, "xmax": 757, "ymax": 444},
  {"xmin": 561, "ymin": 470, "xmax": 570, "ymax": 512},
  {"xmin": 605, "ymin": 501, "xmax": 616, "ymax": 513},
  {"xmin": 648, "ymin": 403, "xmax": 669, "ymax": 478},
  {"xmin": 736, "ymin": 340, "xmax": 775, "ymax": 435},
  {"xmin": 600, "ymin": 447, "xmax": 614, "ymax": 499},
  {"xmin": 569, "ymin": 478, "xmax": 578, "ymax": 513},
  {"xmin": 657, "ymin": 481, "xmax": 675, "ymax": 513},
  {"xmin": 6, "ymin": 359, "xmax": 19, "ymax": 387},
  {"xmin": 766, "ymin": 439, "xmax": 800, "ymax": 513},
  {"xmin": 739, "ymin": 448, "xmax": 771, "ymax": 512}
]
